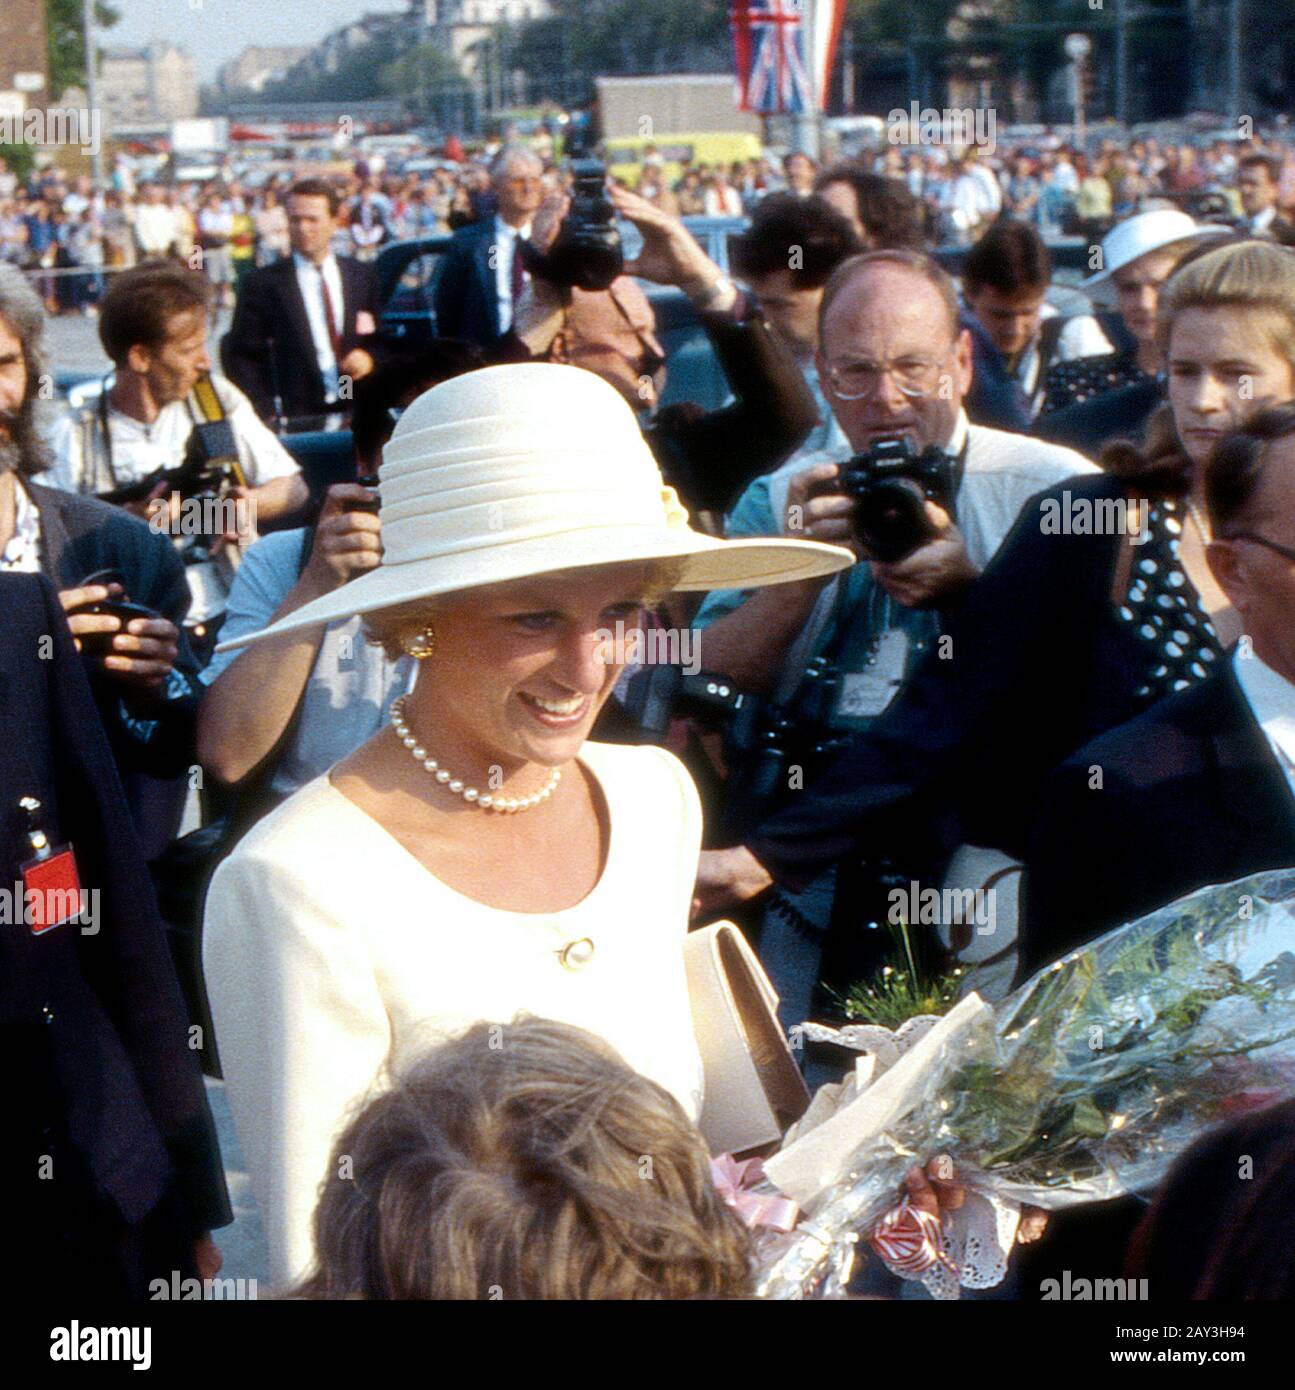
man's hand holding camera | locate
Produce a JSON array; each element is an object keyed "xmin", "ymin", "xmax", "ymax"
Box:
[
  {"xmin": 60, "ymin": 581, "xmax": 181, "ymax": 699},
  {"xmin": 300, "ymin": 483, "xmax": 383, "ymax": 598},
  {"xmin": 789, "ymin": 451, "xmax": 979, "ymax": 609},
  {"xmin": 869, "ymin": 499, "xmax": 978, "ymax": 608}
]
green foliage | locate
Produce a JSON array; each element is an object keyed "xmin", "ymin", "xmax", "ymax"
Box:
[
  {"xmin": 47, "ymin": 0, "xmax": 120, "ymax": 100},
  {"xmin": 509, "ymin": 0, "xmax": 731, "ymax": 100},
  {"xmin": 840, "ymin": 917, "xmax": 965, "ymax": 1030},
  {"xmin": 0, "ymin": 144, "xmax": 36, "ymax": 181},
  {"xmin": 379, "ymin": 43, "xmax": 464, "ymax": 103},
  {"xmin": 258, "ymin": 30, "xmax": 408, "ymax": 105}
]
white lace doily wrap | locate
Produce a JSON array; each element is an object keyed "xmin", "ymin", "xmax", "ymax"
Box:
[{"xmin": 770, "ymin": 997, "xmax": 1023, "ymax": 1297}]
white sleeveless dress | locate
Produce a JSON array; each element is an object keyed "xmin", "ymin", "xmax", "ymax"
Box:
[{"xmin": 203, "ymin": 740, "xmax": 706, "ymax": 1287}]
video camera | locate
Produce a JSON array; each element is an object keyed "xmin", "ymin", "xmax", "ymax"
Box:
[
  {"xmin": 521, "ymin": 148, "xmax": 623, "ymax": 292},
  {"xmin": 832, "ymin": 437, "xmax": 960, "ymax": 564}
]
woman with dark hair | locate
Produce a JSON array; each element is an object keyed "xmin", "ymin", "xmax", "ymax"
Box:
[{"xmin": 1126, "ymin": 1096, "xmax": 1295, "ymax": 1299}]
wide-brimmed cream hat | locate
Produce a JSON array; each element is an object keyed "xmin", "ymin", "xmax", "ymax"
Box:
[
  {"xmin": 1081, "ymin": 207, "xmax": 1228, "ymax": 287},
  {"xmin": 218, "ymin": 363, "xmax": 853, "ymax": 650}
]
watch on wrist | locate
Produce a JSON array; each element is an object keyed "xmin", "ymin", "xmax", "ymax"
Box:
[{"xmin": 691, "ymin": 275, "xmax": 735, "ymax": 310}]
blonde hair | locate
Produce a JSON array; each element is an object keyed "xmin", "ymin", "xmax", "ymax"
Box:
[
  {"xmin": 291, "ymin": 1017, "xmax": 753, "ymax": 1300},
  {"xmin": 1155, "ymin": 239, "xmax": 1295, "ymax": 361},
  {"xmin": 363, "ymin": 559, "xmax": 687, "ymax": 662},
  {"xmin": 1105, "ymin": 239, "xmax": 1295, "ymax": 495}
]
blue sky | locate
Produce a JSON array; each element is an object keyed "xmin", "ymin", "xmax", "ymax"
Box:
[{"xmin": 108, "ymin": 0, "xmax": 410, "ymax": 84}]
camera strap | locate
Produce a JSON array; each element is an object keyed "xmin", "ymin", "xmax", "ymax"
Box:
[{"xmin": 191, "ymin": 373, "xmax": 227, "ymax": 425}]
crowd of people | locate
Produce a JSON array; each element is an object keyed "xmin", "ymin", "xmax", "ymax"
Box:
[
  {"xmin": 4, "ymin": 122, "xmax": 1295, "ymax": 320},
  {"xmin": 5, "ymin": 115, "xmax": 1295, "ymax": 1310}
]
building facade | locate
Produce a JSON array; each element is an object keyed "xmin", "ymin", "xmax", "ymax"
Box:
[
  {"xmin": 218, "ymin": 46, "xmax": 312, "ymax": 97},
  {"xmin": 100, "ymin": 43, "xmax": 198, "ymax": 126},
  {"xmin": 0, "ymin": 0, "xmax": 50, "ymax": 117}
]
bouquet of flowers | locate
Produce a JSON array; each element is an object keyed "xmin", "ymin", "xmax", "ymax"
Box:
[{"xmin": 753, "ymin": 868, "xmax": 1295, "ymax": 1299}]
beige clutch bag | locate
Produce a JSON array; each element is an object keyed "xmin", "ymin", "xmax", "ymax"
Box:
[{"xmin": 684, "ymin": 921, "xmax": 811, "ymax": 1156}]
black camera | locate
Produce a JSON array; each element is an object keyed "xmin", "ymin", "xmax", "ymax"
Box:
[
  {"xmin": 181, "ymin": 418, "xmax": 243, "ymax": 496},
  {"xmin": 98, "ymin": 420, "xmax": 245, "ymax": 509},
  {"xmin": 836, "ymin": 437, "xmax": 959, "ymax": 564},
  {"xmin": 521, "ymin": 157, "xmax": 622, "ymax": 292},
  {"xmin": 65, "ymin": 568, "xmax": 162, "ymax": 657}
]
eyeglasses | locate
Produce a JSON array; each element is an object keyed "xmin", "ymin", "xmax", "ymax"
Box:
[
  {"xmin": 824, "ymin": 349, "xmax": 954, "ymax": 401},
  {"xmin": 1230, "ymin": 531, "xmax": 1295, "ymax": 565}
]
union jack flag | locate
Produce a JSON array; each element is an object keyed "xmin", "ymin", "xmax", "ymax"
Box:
[{"xmin": 730, "ymin": 0, "xmax": 812, "ymax": 115}]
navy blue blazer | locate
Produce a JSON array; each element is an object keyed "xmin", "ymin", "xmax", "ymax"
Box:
[
  {"xmin": 432, "ymin": 218, "xmax": 506, "ymax": 348},
  {"xmin": 0, "ymin": 573, "xmax": 231, "ymax": 1280}
]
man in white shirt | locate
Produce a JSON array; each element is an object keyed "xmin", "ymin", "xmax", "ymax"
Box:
[
  {"xmin": 223, "ymin": 178, "xmax": 383, "ymax": 423},
  {"xmin": 433, "ymin": 145, "xmax": 544, "ymax": 348},
  {"xmin": 133, "ymin": 182, "xmax": 179, "ymax": 260},
  {"xmin": 49, "ymin": 261, "xmax": 307, "ymax": 641},
  {"xmin": 692, "ymin": 250, "xmax": 1095, "ymax": 1026}
]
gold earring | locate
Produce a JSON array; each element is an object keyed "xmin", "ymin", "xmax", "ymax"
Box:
[{"xmin": 402, "ymin": 625, "xmax": 436, "ymax": 661}]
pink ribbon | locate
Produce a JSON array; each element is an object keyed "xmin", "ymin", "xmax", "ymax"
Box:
[
  {"xmin": 710, "ymin": 1154, "xmax": 800, "ymax": 1233},
  {"xmin": 869, "ymin": 1197, "xmax": 957, "ymax": 1278}
]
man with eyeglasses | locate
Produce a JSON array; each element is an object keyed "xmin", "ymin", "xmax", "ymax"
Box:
[
  {"xmin": 1022, "ymin": 404, "xmax": 1295, "ymax": 976},
  {"xmin": 433, "ymin": 145, "xmax": 545, "ymax": 350},
  {"xmin": 693, "ymin": 250, "xmax": 1095, "ymax": 1031}
]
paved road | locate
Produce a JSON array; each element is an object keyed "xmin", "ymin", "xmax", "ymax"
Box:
[
  {"xmin": 205, "ymin": 1079, "xmax": 272, "ymax": 1288},
  {"xmin": 44, "ymin": 306, "xmax": 234, "ymax": 378}
]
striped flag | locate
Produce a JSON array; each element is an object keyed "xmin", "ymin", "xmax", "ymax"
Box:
[{"xmin": 730, "ymin": 0, "xmax": 846, "ymax": 115}]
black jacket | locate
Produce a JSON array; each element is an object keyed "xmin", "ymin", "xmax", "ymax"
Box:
[
  {"xmin": 1021, "ymin": 657, "xmax": 1295, "ymax": 979},
  {"xmin": 0, "ymin": 573, "xmax": 230, "ymax": 1291},
  {"xmin": 222, "ymin": 254, "xmax": 382, "ymax": 422},
  {"xmin": 747, "ymin": 473, "xmax": 1178, "ymax": 887},
  {"xmin": 27, "ymin": 481, "xmax": 201, "ymax": 857},
  {"xmin": 1033, "ymin": 375, "xmax": 1163, "ymax": 459}
]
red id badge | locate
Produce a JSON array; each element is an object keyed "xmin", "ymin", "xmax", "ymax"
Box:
[{"xmin": 20, "ymin": 846, "xmax": 84, "ymax": 935}]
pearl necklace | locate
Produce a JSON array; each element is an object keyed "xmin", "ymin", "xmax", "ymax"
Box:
[{"xmin": 390, "ymin": 696, "xmax": 561, "ymax": 813}]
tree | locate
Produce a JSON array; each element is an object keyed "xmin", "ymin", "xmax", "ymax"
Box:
[
  {"xmin": 509, "ymin": 0, "xmax": 730, "ymax": 103},
  {"xmin": 379, "ymin": 42, "xmax": 466, "ymax": 115},
  {"xmin": 47, "ymin": 0, "xmax": 121, "ymax": 100}
]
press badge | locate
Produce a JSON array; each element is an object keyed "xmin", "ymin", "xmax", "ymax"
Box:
[
  {"xmin": 835, "ymin": 629, "xmax": 910, "ymax": 722},
  {"xmin": 21, "ymin": 848, "xmax": 85, "ymax": 934},
  {"xmin": 17, "ymin": 796, "xmax": 85, "ymax": 935}
]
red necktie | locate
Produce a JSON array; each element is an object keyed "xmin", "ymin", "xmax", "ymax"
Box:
[{"xmin": 318, "ymin": 271, "xmax": 342, "ymax": 357}]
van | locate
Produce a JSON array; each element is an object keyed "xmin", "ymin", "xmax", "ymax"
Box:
[{"xmin": 603, "ymin": 132, "xmax": 764, "ymax": 187}]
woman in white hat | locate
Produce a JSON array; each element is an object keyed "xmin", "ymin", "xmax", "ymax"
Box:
[
  {"xmin": 202, "ymin": 362, "xmax": 851, "ymax": 1287},
  {"xmin": 1043, "ymin": 207, "xmax": 1228, "ymax": 414}
]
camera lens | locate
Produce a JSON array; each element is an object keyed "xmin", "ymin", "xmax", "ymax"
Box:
[{"xmin": 853, "ymin": 478, "xmax": 935, "ymax": 563}]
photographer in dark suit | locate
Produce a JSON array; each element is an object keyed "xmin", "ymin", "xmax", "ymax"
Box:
[
  {"xmin": 0, "ymin": 569, "xmax": 231, "ymax": 1300},
  {"xmin": 432, "ymin": 145, "xmax": 544, "ymax": 350},
  {"xmin": 1022, "ymin": 403, "xmax": 1295, "ymax": 976},
  {"xmin": 223, "ymin": 179, "xmax": 382, "ymax": 423}
]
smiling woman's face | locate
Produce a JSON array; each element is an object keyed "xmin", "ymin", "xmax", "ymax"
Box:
[
  {"xmin": 407, "ymin": 564, "xmax": 657, "ymax": 775},
  {"xmin": 1168, "ymin": 305, "xmax": 1295, "ymax": 469}
]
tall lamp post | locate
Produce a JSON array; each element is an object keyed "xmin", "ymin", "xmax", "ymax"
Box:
[
  {"xmin": 82, "ymin": 0, "xmax": 104, "ymax": 187},
  {"xmin": 1064, "ymin": 31, "xmax": 1091, "ymax": 148}
]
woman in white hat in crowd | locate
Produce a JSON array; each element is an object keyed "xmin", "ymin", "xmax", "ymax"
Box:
[
  {"xmin": 202, "ymin": 362, "xmax": 851, "ymax": 1286},
  {"xmin": 1042, "ymin": 206, "xmax": 1228, "ymax": 414}
]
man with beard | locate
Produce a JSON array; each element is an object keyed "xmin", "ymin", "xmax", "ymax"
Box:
[{"xmin": 0, "ymin": 264, "xmax": 200, "ymax": 861}]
